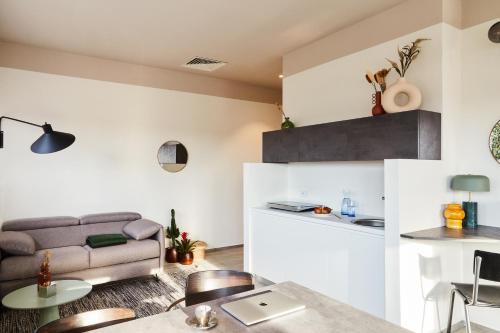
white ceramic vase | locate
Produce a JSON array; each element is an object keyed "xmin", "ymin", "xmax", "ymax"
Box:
[{"xmin": 381, "ymin": 77, "xmax": 422, "ymax": 113}]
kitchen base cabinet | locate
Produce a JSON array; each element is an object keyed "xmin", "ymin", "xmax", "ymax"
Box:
[{"xmin": 248, "ymin": 209, "xmax": 385, "ymax": 318}]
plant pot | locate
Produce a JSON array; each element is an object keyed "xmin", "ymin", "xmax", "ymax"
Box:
[
  {"xmin": 281, "ymin": 117, "xmax": 295, "ymax": 129},
  {"xmin": 381, "ymin": 77, "xmax": 422, "ymax": 113},
  {"xmin": 165, "ymin": 247, "xmax": 178, "ymax": 263},
  {"xmin": 371, "ymin": 91, "xmax": 386, "ymax": 116},
  {"xmin": 178, "ymin": 251, "xmax": 194, "ymax": 265}
]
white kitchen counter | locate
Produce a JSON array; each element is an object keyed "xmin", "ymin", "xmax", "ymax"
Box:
[{"xmin": 252, "ymin": 207, "xmax": 384, "ymax": 237}]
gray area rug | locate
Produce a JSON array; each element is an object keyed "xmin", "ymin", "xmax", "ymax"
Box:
[{"xmin": 0, "ymin": 269, "xmax": 198, "ymax": 333}]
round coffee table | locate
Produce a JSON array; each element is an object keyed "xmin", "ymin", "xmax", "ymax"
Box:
[{"xmin": 2, "ymin": 280, "xmax": 92, "ymax": 326}]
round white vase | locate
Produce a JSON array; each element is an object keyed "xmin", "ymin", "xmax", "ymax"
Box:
[{"xmin": 381, "ymin": 77, "xmax": 422, "ymax": 113}]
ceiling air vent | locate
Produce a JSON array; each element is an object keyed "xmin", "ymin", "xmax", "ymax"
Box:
[{"xmin": 182, "ymin": 57, "xmax": 227, "ymax": 72}]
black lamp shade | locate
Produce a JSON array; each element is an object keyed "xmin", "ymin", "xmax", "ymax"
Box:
[{"xmin": 30, "ymin": 124, "xmax": 75, "ymax": 154}]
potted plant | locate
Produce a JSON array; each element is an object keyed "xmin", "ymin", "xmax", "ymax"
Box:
[
  {"xmin": 276, "ymin": 103, "xmax": 295, "ymax": 129},
  {"xmin": 176, "ymin": 232, "xmax": 199, "ymax": 265},
  {"xmin": 165, "ymin": 209, "xmax": 180, "ymax": 263}
]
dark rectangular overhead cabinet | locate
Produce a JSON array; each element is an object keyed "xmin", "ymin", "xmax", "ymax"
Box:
[{"xmin": 262, "ymin": 110, "xmax": 441, "ymax": 163}]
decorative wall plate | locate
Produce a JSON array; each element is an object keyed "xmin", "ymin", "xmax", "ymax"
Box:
[{"xmin": 490, "ymin": 120, "xmax": 500, "ymax": 164}]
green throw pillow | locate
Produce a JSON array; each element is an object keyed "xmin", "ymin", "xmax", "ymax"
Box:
[{"xmin": 86, "ymin": 234, "xmax": 127, "ymax": 248}]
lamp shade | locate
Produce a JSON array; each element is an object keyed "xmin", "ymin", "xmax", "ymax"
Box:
[
  {"xmin": 450, "ymin": 175, "xmax": 490, "ymax": 192},
  {"xmin": 30, "ymin": 124, "xmax": 75, "ymax": 154}
]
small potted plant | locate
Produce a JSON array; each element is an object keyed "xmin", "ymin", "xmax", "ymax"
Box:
[
  {"xmin": 165, "ymin": 209, "xmax": 180, "ymax": 263},
  {"xmin": 276, "ymin": 103, "xmax": 295, "ymax": 129},
  {"xmin": 176, "ymin": 232, "xmax": 199, "ymax": 265}
]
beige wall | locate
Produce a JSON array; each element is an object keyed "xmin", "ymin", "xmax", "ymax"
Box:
[
  {"xmin": 462, "ymin": 0, "xmax": 500, "ymax": 28},
  {"xmin": 283, "ymin": 23, "xmax": 444, "ymax": 125},
  {"xmin": 0, "ymin": 41, "xmax": 281, "ymax": 104},
  {"xmin": 283, "ymin": 0, "xmax": 500, "ymax": 77},
  {"xmin": 0, "ymin": 67, "xmax": 281, "ymax": 248}
]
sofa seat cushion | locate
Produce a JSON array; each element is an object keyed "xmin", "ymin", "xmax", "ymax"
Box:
[
  {"xmin": 0, "ymin": 246, "xmax": 89, "ymax": 281},
  {"xmin": 85, "ymin": 239, "xmax": 159, "ymax": 268}
]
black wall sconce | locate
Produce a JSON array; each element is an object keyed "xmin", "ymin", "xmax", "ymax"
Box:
[{"xmin": 0, "ymin": 116, "xmax": 75, "ymax": 154}]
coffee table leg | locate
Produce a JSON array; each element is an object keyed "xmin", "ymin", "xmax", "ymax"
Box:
[{"xmin": 39, "ymin": 305, "xmax": 60, "ymax": 326}]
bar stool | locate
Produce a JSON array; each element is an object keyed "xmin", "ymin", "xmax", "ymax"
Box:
[{"xmin": 447, "ymin": 250, "xmax": 500, "ymax": 333}]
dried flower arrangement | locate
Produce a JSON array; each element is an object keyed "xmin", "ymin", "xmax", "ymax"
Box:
[
  {"xmin": 365, "ymin": 68, "xmax": 392, "ymax": 92},
  {"xmin": 386, "ymin": 38, "xmax": 430, "ymax": 77}
]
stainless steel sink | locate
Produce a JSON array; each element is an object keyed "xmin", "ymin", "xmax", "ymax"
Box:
[{"xmin": 352, "ymin": 218, "xmax": 385, "ymax": 228}]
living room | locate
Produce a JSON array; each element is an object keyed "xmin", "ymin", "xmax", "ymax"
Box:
[{"xmin": 1, "ymin": 0, "xmax": 499, "ymax": 332}]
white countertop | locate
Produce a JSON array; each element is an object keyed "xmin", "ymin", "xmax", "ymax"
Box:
[{"xmin": 252, "ymin": 207, "xmax": 384, "ymax": 236}]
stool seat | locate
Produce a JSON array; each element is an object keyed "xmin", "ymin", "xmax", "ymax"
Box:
[
  {"xmin": 447, "ymin": 250, "xmax": 500, "ymax": 333},
  {"xmin": 452, "ymin": 283, "xmax": 500, "ymax": 307}
]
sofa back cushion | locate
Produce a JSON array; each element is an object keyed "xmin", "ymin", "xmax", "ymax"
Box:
[
  {"xmin": 0, "ymin": 212, "xmax": 143, "ymax": 250},
  {"xmin": 79, "ymin": 212, "xmax": 142, "ymax": 241},
  {"xmin": 81, "ymin": 221, "xmax": 130, "ymax": 240},
  {"xmin": 1, "ymin": 216, "xmax": 83, "ymax": 250},
  {"xmin": 23, "ymin": 226, "xmax": 85, "ymax": 249},
  {"xmin": 2, "ymin": 216, "xmax": 79, "ymax": 231},
  {"xmin": 80, "ymin": 212, "xmax": 141, "ymax": 225}
]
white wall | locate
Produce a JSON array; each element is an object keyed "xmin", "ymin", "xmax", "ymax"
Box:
[
  {"xmin": 459, "ymin": 19, "xmax": 500, "ymax": 227},
  {"xmin": 0, "ymin": 67, "xmax": 280, "ymax": 248},
  {"xmin": 287, "ymin": 162, "xmax": 385, "ymax": 217},
  {"xmin": 457, "ymin": 18, "xmax": 500, "ymax": 328},
  {"xmin": 283, "ymin": 24, "xmax": 444, "ymax": 126}
]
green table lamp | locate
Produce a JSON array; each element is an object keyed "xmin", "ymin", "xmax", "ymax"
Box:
[{"xmin": 450, "ymin": 174, "xmax": 490, "ymax": 228}]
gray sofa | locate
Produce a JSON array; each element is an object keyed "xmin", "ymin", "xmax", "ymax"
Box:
[{"xmin": 0, "ymin": 212, "xmax": 164, "ymax": 296}]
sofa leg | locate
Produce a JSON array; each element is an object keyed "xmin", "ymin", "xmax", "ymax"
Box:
[{"xmin": 154, "ymin": 274, "xmax": 160, "ymax": 282}]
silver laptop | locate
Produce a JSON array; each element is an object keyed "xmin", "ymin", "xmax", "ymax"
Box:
[{"xmin": 221, "ymin": 291, "xmax": 305, "ymax": 326}]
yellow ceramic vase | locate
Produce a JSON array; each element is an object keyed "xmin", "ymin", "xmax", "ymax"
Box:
[{"xmin": 444, "ymin": 203, "xmax": 465, "ymax": 229}]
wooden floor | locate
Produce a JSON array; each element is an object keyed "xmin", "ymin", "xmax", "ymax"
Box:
[
  {"xmin": 163, "ymin": 246, "xmax": 498, "ymax": 333},
  {"xmin": 163, "ymin": 245, "xmax": 243, "ymax": 273}
]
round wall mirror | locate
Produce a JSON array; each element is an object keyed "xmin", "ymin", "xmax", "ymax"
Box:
[
  {"xmin": 489, "ymin": 120, "xmax": 500, "ymax": 164},
  {"xmin": 157, "ymin": 141, "xmax": 188, "ymax": 172},
  {"xmin": 488, "ymin": 21, "xmax": 500, "ymax": 43}
]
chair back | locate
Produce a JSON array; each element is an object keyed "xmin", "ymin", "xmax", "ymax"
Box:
[
  {"xmin": 184, "ymin": 270, "xmax": 254, "ymax": 306},
  {"xmin": 35, "ymin": 308, "xmax": 136, "ymax": 333},
  {"xmin": 474, "ymin": 250, "xmax": 500, "ymax": 282}
]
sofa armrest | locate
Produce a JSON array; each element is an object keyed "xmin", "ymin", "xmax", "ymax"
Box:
[{"xmin": 151, "ymin": 227, "xmax": 165, "ymax": 272}]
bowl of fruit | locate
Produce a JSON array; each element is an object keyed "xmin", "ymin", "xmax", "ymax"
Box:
[{"xmin": 312, "ymin": 206, "xmax": 332, "ymax": 216}]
